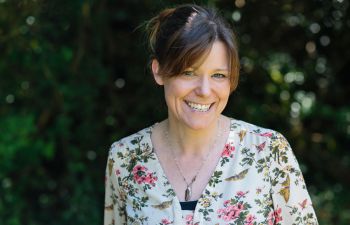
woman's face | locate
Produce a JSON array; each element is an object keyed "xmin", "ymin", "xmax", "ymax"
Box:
[{"xmin": 153, "ymin": 41, "xmax": 231, "ymax": 130}]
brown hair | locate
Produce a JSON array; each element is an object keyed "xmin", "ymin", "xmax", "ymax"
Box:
[{"xmin": 146, "ymin": 4, "xmax": 240, "ymax": 92}]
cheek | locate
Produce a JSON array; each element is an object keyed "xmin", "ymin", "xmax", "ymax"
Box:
[
  {"xmin": 164, "ymin": 85, "xmax": 177, "ymax": 99},
  {"xmin": 217, "ymin": 82, "xmax": 231, "ymax": 98},
  {"xmin": 163, "ymin": 85, "xmax": 183, "ymax": 107},
  {"xmin": 165, "ymin": 81, "xmax": 189, "ymax": 98}
]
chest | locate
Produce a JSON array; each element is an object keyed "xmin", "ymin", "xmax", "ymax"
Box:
[
  {"xmin": 152, "ymin": 128, "xmax": 230, "ymax": 202},
  {"xmin": 118, "ymin": 159, "xmax": 274, "ymax": 225},
  {"xmin": 159, "ymin": 147, "xmax": 223, "ymax": 201},
  {"xmin": 113, "ymin": 123, "xmax": 276, "ymax": 224}
]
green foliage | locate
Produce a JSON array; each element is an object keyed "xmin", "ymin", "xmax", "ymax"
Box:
[{"xmin": 0, "ymin": 0, "xmax": 349, "ymax": 224}]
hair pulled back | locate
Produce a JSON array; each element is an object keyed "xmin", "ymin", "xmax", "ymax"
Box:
[{"xmin": 146, "ymin": 4, "xmax": 240, "ymax": 92}]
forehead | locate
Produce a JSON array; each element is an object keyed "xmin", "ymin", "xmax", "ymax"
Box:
[{"xmin": 190, "ymin": 41, "xmax": 229, "ymax": 71}]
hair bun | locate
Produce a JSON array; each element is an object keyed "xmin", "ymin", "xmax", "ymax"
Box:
[
  {"xmin": 158, "ymin": 8, "xmax": 176, "ymax": 21},
  {"xmin": 146, "ymin": 8, "xmax": 175, "ymax": 55}
]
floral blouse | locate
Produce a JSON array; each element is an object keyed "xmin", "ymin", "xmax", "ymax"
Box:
[{"xmin": 104, "ymin": 118, "xmax": 318, "ymax": 225}]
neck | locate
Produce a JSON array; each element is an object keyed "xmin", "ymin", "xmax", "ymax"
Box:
[{"xmin": 166, "ymin": 116, "xmax": 222, "ymax": 156}]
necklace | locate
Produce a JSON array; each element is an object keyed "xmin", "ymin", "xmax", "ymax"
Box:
[{"xmin": 164, "ymin": 118, "xmax": 221, "ymax": 201}]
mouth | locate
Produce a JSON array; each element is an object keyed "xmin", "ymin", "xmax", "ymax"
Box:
[{"xmin": 185, "ymin": 100, "xmax": 214, "ymax": 112}]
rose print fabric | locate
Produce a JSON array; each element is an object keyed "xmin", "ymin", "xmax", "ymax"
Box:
[
  {"xmin": 184, "ymin": 212, "xmax": 194, "ymax": 225},
  {"xmin": 104, "ymin": 118, "xmax": 318, "ymax": 225}
]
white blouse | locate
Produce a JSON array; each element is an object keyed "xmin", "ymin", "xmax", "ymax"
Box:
[{"xmin": 104, "ymin": 118, "xmax": 318, "ymax": 225}]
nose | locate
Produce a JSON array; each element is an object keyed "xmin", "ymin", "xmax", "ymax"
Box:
[{"xmin": 195, "ymin": 76, "xmax": 211, "ymax": 97}]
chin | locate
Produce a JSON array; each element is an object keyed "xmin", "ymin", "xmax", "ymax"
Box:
[{"xmin": 182, "ymin": 115, "xmax": 219, "ymax": 130}]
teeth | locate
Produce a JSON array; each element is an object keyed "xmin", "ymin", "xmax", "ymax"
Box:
[{"xmin": 186, "ymin": 101, "xmax": 211, "ymax": 112}]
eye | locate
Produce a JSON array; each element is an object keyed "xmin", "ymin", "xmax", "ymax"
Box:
[
  {"xmin": 182, "ymin": 71, "xmax": 195, "ymax": 76},
  {"xmin": 212, "ymin": 73, "xmax": 227, "ymax": 78}
]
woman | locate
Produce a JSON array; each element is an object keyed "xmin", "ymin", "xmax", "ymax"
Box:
[{"xmin": 104, "ymin": 4, "xmax": 318, "ymax": 225}]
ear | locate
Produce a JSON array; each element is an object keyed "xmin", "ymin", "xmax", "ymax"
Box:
[{"xmin": 151, "ymin": 59, "xmax": 164, "ymax": 85}]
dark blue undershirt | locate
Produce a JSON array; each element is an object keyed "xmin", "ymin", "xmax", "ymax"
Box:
[{"xmin": 180, "ymin": 200, "xmax": 198, "ymax": 210}]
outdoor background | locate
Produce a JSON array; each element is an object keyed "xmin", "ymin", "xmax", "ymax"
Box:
[{"xmin": 0, "ymin": 0, "xmax": 349, "ymax": 224}]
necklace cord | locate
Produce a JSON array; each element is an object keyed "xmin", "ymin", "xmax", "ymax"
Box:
[{"xmin": 164, "ymin": 118, "xmax": 222, "ymax": 201}]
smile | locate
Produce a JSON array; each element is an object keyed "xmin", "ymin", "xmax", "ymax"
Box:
[{"xmin": 185, "ymin": 101, "xmax": 213, "ymax": 112}]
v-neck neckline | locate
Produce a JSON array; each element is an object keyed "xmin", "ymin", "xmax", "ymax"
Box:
[{"xmin": 146, "ymin": 117, "xmax": 237, "ymax": 221}]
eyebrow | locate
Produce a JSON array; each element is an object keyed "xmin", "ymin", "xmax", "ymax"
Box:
[
  {"xmin": 189, "ymin": 67, "xmax": 229, "ymax": 72},
  {"xmin": 214, "ymin": 68, "xmax": 229, "ymax": 72}
]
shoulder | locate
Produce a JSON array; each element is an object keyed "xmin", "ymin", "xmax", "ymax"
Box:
[
  {"xmin": 108, "ymin": 125, "xmax": 153, "ymax": 159},
  {"xmin": 230, "ymin": 118, "xmax": 298, "ymax": 167},
  {"xmin": 229, "ymin": 118, "xmax": 292, "ymax": 154},
  {"xmin": 231, "ymin": 118, "xmax": 284, "ymax": 140}
]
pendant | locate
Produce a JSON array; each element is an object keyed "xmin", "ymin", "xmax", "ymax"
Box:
[{"xmin": 185, "ymin": 186, "xmax": 191, "ymax": 201}]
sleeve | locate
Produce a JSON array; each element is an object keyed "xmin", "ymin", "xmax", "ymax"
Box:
[
  {"xmin": 268, "ymin": 132, "xmax": 318, "ymax": 225},
  {"xmin": 104, "ymin": 144, "xmax": 127, "ymax": 225}
]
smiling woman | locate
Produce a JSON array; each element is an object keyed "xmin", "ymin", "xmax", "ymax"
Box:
[
  {"xmin": 147, "ymin": 4, "xmax": 239, "ymax": 93},
  {"xmin": 152, "ymin": 41, "xmax": 231, "ymax": 130},
  {"xmin": 104, "ymin": 4, "xmax": 318, "ymax": 225}
]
